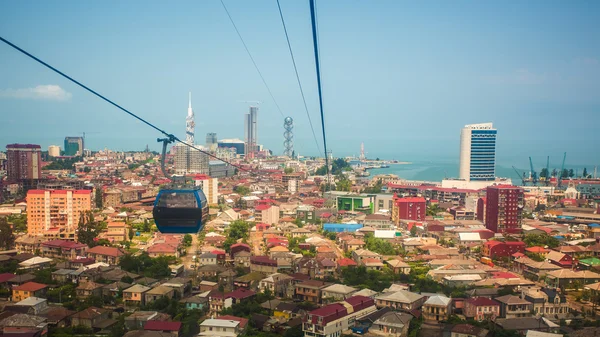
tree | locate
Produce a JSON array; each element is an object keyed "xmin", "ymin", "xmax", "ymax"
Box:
[
  {"xmin": 284, "ymin": 167, "xmax": 294, "ymax": 174},
  {"xmin": 223, "ymin": 221, "xmax": 251, "ymax": 252},
  {"xmin": 77, "ymin": 211, "xmax": 105, "ymax": 247},
  {"xmin": 583, "ymin": 167, "xmax": 589, "ymax": 178},
  {"xmin": 95, "ymin": 188, "xmax": 103, "ymax": 209},
  {"xmin": 523, "ymin": 233, "xmax": 559, "ymax": 249},
  {"xmin": 234, "ymin": 185, "xmax": 250, "ymax": 196},
  {"xmin": 0, "ymin": 217, "xmax": 16, "ymax": 250},
  {"xmin": 568, "ymin": 169, "xmax": 575, "ymax": 178},
  {"xmin": 336, "ymin": 178, "xmax": 352, "ymax": 192},
  {"xmin": 410, "ymin": 226, "xmax": 418, "ymax": 237},
  {"xmin": 183, "ymin": 234, "xmax": 193, "ymax": 247},
  {"xmin": 128, "ymin": 225, "xmax": 135, "ymax": 241},
  {"xmin": 364, "ymin": 233, "xmax": 397, "ymax": 255}
]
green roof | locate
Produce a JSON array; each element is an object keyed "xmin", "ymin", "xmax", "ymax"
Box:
[{"xmin": 579, "ymin": 258, "xmax": 600, "ymax": 266}]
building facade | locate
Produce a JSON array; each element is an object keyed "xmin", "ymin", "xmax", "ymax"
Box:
[
  {"xmin": 303, "ymin": 296, "xmax": 377, "ymax": 337},
  {"xmin": 392, "ymin": 196, "xmax": 426, "ymax": 223},
  {"xmin": 48, "ymin": 145, "xmax": 61, "ymax": 157},
  {"xmin": 485, "ymin": 185, "xmax": 524, "ymax": 234},
  {"xmin": 244, "ymin": 106, "xmax": 258, "ymax": 158},
  {"xmin": 26, "ymin": 189, "xmax": 92, "ymax": 236},
  {"xmin": 6, "ymin": 144, "xmax": 42, "ymax": 182},
  {"xmin": 459, "ymin": 123, "xmax": 496, "ymax": 182},
  {"xmin": 64, "ymin": 137, "xmax": 84, "ymax": 156},
  {"xmin": 174, "ymin": 143, "xmax": 209, "ymax": 175},
  {"xmin": 194, "ymin": 175, "xmax": 219, "ymax": 205}
]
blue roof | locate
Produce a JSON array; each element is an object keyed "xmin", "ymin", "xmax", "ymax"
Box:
[
  {"xmin": 589, "ymin": 223, "xmax": 600, "ymax": 228},
  {"xmin": 553, "ymin": 235, "xmax": 565, "ymax": 240},
  {"xmin": 323, "ymin": 223, "xmax": 363, "ymax": 232}
]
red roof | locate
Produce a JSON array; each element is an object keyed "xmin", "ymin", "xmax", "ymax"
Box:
[
  {"xmin": 147, "ymin": 243, "xmax": 178, "ymax": 253},
  {"xmin": 337, "ymin": 258, "xmax": 358, "ymax": 267},
  {"xmin": 484, "ymin": 241, "xmax": 503, "ymax": 248},
  {"xmin": 320, "ymin": 212, "xmax": 333, "ymax": 218},
  {"xmin": 230, "ymin": 243, "xmax": 251, "ymax": 249},
  {"xmin": 394, "ymin": 197, "xmax": 426, "ymax": 203},
  {"xmin": 42, "ymin": 239, "xmax": 87, "ymax": 250},
  {"xmin": 226, "ymin": 288, "xmax": 256, "ymax": 300},
  {"xmin": 0, "ymin": 273, "xmax": 16, "ymax": 283},
  {"xmin": 466, "ymin": 297, "xmax": 500, "ymax": 307},
  {"xmin": 255, "ymin": 204, "xmax": 271, "ymax": 211},
  {"xmin": 13, "ymin": 282, "xmax": 47, "ymax": 292},
  {"xmin": 87, "ymin": 246, "xmax": 125, "ymax": 257},
  {"xmin": 490, "ymin": 272, "xmax": 519, "ymax": 279},
  {"xmin": 144, "ymin": 321, "xmax": 182, "ymax": 331},
  {"xmin": 216, "ymin": 315, "xmax": 249, "ymax": 329},
  {"xmin": 526, "ymin": 246, "xmax": 550, "ymax": 254}
]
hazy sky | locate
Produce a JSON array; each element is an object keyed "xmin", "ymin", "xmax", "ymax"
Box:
[{"xmin": 1, "ymin": 1, "xmax": 599, "ymax": 168}]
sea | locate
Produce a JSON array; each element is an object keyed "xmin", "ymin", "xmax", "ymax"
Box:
[{"xmin": 366, "ymin": 161, "xmax": 595, "ymax": 183}]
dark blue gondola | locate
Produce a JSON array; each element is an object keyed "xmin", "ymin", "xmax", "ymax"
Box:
[{"xmin": 153, "ymin": 187, "xmax": 208, "ymax": 234}]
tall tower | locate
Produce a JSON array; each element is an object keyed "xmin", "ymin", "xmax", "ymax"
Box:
[
  {"xmin": 244, "ymin": 106, "xmax": 258, "ymax": 158},
  {"xmin": 186, "ymin": 92, "xmax": 195, "ymax": 144},
  {"xmin": 459, "ymin": 123, "xmax": 497, "ymax": 181},
  {"xmin": 283, "ymin": 117, "xmax": 294, "ymax": 157},
  {"xmin": 360, "ymin": 143, "xmax": 365, "ymax": 161}
]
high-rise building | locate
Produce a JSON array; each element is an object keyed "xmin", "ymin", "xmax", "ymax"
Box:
[
  {"xmin": 391, "ymin": 196, "xmax": 426, "ymax": 225},
  {"xmin": 206, "ymin": 133, "xmax": 217, "ymax": 152},
  {"xmin": 459, "ymin": 123, "xmax": 497, "ymax": 181},
  {"xmin": 48, "ymin": 145, "xmax": 61, "ymax": 157},
  {"xmin": 485, "ymin": 185, "xmax": 524, "ymax": 234},
  {"xmin": 64, "ymin": 137, "xmax": 84, "ymax": 156},
  {"xmin": 174, "ymin": 93, "xmax": 209, "ymax": 175},
  {"xmin": 244, "ymin": 106, "xmax": 258, "ymax": 158},
  {"xmin": 194, "ymin": 174, "xmax": 219, "ymax": 205},
  {"xmin": 26, "ymin": 189, "xmax": 92, "ymax": 237},
  {"xmin": 218, "ymin": 138, "xmax": 245, "ymax": 155},
  {"xmin": 6, "ymin": 144, "xmax": 42, "ymax": 182}
]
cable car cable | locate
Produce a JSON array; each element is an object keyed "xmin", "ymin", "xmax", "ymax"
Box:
[
  {"xmin": 308, "ymin": 0, "xmax": 331, "ymax": 190},
  {"xmin": 0, "ymin": 35, "xmax": 252, "ymax": 175},
  {"xmin": 276, "ymin": 0, "xmax": 322, "ymax": 157},
  {"xmin": 220, "ymin": 0, "xmax": 285, "ymax": 118}
]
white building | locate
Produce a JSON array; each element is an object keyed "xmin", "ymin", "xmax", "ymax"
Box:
[
  {"xmin": 48, "ymin": 145, "xmax": 61, "ymax": 157},
  {"xmin": 195, "ymin": 176, "xmax": 219, "ymax": 205},
  {"xmin": 459, "ymin": 123, "xmax": 497, "ymax": 182},
  {"xmin": 288, "ymin": 179, "xmax": 297, "ymax": 193},
  {"xmin": 244, "ymin": 106, "xmax": 258, "ymax": 158},
  {"xmin": 200, "ymin": 319, "xmax": 243, "ymax": 337},
  {"xmin": 174, "ymin": 143, "xmax": 209, "ymax": 175}
]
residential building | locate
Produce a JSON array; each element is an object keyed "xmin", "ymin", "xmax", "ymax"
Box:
[
  {"xmin": 199, "ymin": 252, "xmax": 217, "ymax": 266},
  {"xmin": 495, "ymin": 295, "xmax": 533, "ymax": 318},
  {"xmin": 12, "ymin": 282, "xmax": 48, "ymax": 302},
  {"xmin": 250, "ymin": 256, "xmax": 278, "ymax": 274},
  {"xmin": 464, "ymin": 297, "xmax": 500, "ymax": 321},
  {"xmin": 254, "ymin": 205, "xmax": 280, "ymax": 225},
  {"xmin": 422, "ymin": 295, "xmax": 451, "ymax": 323},
  {"xmin": 336, "ymin": 194, "xmax": 375, "ymax": 214},
  {"xmin": 370, "ymin": 311, "xmax": 413, "ymax": 337},
  {"xmin": 86, "ymin": 246, "xmax": 125, "ymax": 265},
  {"xmin": 199, "ymin": 318, "xmax": 243, "ymax": 337},
  {"xmin": 375, "ymin": 290, "xmax": 426, "ymax": 311},
  {"xmin": 485, "ymin": 185, "xmax": 524, "ymax": 234},
  {"xmin": 522, "ymin": 288, "xmax": 570, "ymax": 318},
  {"xmin": 482, "ymin": 241, "xmax": 526, "ymax": 259},
  {"xmin": 6, "ymin": 143, "xmax": 42, "ymax": 182},
  {"xmin": 194, "ymin": 175, "xmax": 219, "ymax": 206},
  {"xmin": 295, "ymin": 280, "xmax": 329, "ymax": 304},
  {"xmin": 26, "ymin": 189, "xmax": 92, "ymax": 237},
  {"xmin": 321, "ymin": 284, "xmax": 358, "ymax": 302},
  {"xmin": 40, "ymin": 240, "xmax": 88, "ymax": 259},
  {"xmin": 13, "ymin": 296, "xmax": 49, "ymax": 315},
  {"xmin": 392, "ymin": 196, "xmax": 426, "ymax": 224},
  {"xmin": 303, "ymin": 296, "xmax": 377, "ymax": 337},
  {"xmin": 64, "ymin": 137, "xmax": 84, "ymax": 156},
  {"xmin": 145, "ymin": 286, "xmax": 175, "ymax": 304},
  {"xmin": 76, "ymin": 281, "xmax": 104, "ymax": 298},
  {"xmin": 545, "ymin": 251, "xmax": 575, "ymax": 269},
  {"xmin": 48, "ymin": 145, "xmax": 60, "ymax": 157},
  {"xmin": 70, "ymin": 307, "xmax": 110, "ymax": 329},
  {"xmin": 259, "ymin": 273, "xmax": 294, "ymax": 298},
  {"xmin": 459, "ymin": 122, "xmax": 496, "ymax": 182},
  {"xmin": 123, "ymin": 285, "xmax": 152, "ymax": 307},
  {"xmin": 143, "ymin": 321, "xmax": 182, "ymax": 337},
  {"xmin": 545, "ymin": 269, "xmax": 600, "ymax": 289},
  {"xmin": 450, "ymin": 324, "xmax": 489, "ymax": 337}
]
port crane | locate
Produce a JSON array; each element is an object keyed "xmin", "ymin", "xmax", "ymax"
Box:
[
  {"xmin": 512, "ymin": 166, "xmax": 526, "ymax": 186},
  {"xmin": 558, "ymin": 152, "xmax": 567, "ymax": 188},
  {"xmin": 529, "ymin": 157, "xmax": 538, "ymax": 185}
]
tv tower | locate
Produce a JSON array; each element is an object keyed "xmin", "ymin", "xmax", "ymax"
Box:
[
  {"xmin": 186, "ymin": 92, "xmax": 195, "ymax": 144},
  {"xmin": 360, "ymin": 143, "xmax": 366, "ymax": 161},
  {"xmin": 283, "ymin": 117, "xmax": 294, "ymax": 157}
]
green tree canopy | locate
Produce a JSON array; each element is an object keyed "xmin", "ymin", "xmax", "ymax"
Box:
[
  {"xmin": 0, "ymin": 217, "xmax": 16, "ymax": 250},
  {"xmin": 77, "ymin": 211, "xmax": 106, "ymax": 247}
]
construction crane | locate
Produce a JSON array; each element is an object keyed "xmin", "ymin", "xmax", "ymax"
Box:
[
  {"xmin": 558, "ymin": 152, "xmax": 567, "ymax": 188},
  {"xmin": 513, "ymin": 166, "xmax": 526, "ymax": 186},
  {"xmin": 529, "ymin": 157, "xmax": 538, "ymax": 185}
]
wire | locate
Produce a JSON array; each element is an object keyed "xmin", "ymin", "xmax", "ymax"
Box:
[
  {"xmin": 276, "ymin": 0, "xmax": 322, "ymax": 157},
  {"xmin": 309, "ymin": 0, "xmax": 330, "ymax": 188},
  {"xmin": 0, "ymin": 35, "xmax": 252, "ymax": 174},
  {"xmin": 220, "ymin": 0, "xmax": 284, "ymax": 118}
]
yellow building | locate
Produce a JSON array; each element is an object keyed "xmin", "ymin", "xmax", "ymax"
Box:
[
  {"xmin": 26, "ymin": 189, "xmax": 92, "ymax": 236},
  {"xmin": 12, "ymin": 282, "xmax": 47, "ymax": 302}
]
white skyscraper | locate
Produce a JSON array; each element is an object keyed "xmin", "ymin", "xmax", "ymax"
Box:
[
  {"xmin": 459, "ymin": 123, "xmax": 497, "ymax": 182},
  {"xmin": 175, "ymin": 93, "xmax": 209, "ymax": 175}
]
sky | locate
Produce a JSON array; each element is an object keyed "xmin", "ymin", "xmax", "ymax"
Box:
[{"xmin": 1, "ymin": 0, "xmax": 599, "ymax": 169}]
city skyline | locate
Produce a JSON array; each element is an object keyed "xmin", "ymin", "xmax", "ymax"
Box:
[{"xmin": 1, "ymin": 1, "xmax": 599, "ymax": 166}]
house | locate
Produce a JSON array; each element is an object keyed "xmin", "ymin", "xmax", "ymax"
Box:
[
  {"xmin": 199, "ymin": 281, "xmax": 218, "ymax": 292},
  {"xmin": 103, "ymin": 281, "xmax": 132, "ymax": 298},
  {"xmin": 199, "ymin": 252, "xmax": 217, "ymax": 266},
  {"xmin": 180, "ymin": 296, "xmax": 208, "ymax": 311},
  {"xmin": 450, "ymin": 324, "xmax": 489, "ymax": 337},
  {"xmin": 123, "ymin": 284, "xmax": 152, "ymax": 307},
  {"xmin": 463, "ymin": 297, "xmax": 500, "ymax": 321},
  {"xmin": 482, "ymin": 241, "xmax": 525, "ymax": 259},
  {"xmin": 321, "ymin": 284, "xmax": 358, "ymax": 303},
  {"xmin": 234, "ymin": 251, "xmax": 251, "ymax": 268},
  {"xmin": 545, "ymin": 251, "xmax": 575, "ymax": 269},
  {"xmin": 291, "ymin": 228, "xmax": 311, "ymax": 238},
  {"xmin": 52, "ymin": 269, "xmax": 76, "ymax": 284},
  {"xmin": 12, "ymin": 282, "xmax": 48, "ymax": 302},
  {"xmin": 145, "ymin": 286, "xmax": 175, "ymax": 304},
  {"xmin": 13, "ymin": 296, "xmax": 48, "ymax": 314},
  {"xmin": 370, "ymin": 311, "xmax": 413, "ymax": 337},
  {"xmin": 226, "ymin": 288, "xmax": 256, "ymax": 306},
  {"xmin": 352, "ymin": 249, "xmax": 381, "ymax": 264},
  {"xmin": 230, "ymin": 243, "xmax": 251, "ymax": 258},
  {"xmin": 362, "ymin": 258, "xmax": 385, "ymax": 271},
  {"xmin": 162, "ymin": 277, "xmax": 192, "ymax": 297},
  {"xmin": 495, "ymin": 295, "xmax": 533, "ymax": 318},
  {"xmin": 143, "ymin": 321, "xmax": 182, "ymax": 337},
  {"xmin": 86, "ymin": 246, "xmax": 126, "ymax": 265},
  {"xmin": 422, "ymin": 295, "xmax": 451, "ymax": 323},
  {"xmin": 258, "ymin": 273, "xmax": 294, "ymax": 298},
  {"xmin": 76, "ymin": 281, "xmax": 104, "ymax": 298},
  {"xmin": 70, "ymin": 307, "xmax": 111, "ymax": 329},
  {"xmin": 344, "ymin": 238, "xmax": 365, "ymax": 252},
  {"xmin": 40, "ymin": 306, "xmax": 75, "ymax": 328},
  {"xmin": 250, "ymin": 256, "xmax": 278, "ymax": 274},
  {"xmin": 147, "ymin": 243, "xmax": 179, "ymax": 258},
  {"xmin": 274, "ymin": 302, "xmax": 303, "ymax": 319},
  {"xmin": 494, "ymin": 317, "xmax": 560, "ymax": 334},
  {"xmin": 233, "ymin": 271, "xmax": 264, "ymax": 289},
  {"xmin": 198, "ymin": 265, "xmax": 226, "ymax": 278},
  {"xmin": 0, "ymin": 313, "xmax": 48, "ymax": 336},
  {"xmin": 375, "ymin": 290, "xmax": 426, "ymax": 311},
  {"xmin": 443, "ymin": 274, "xmax": 483, "ymax": 287},
  {"xmin": 294, "ymin": 280, "xmax": 330, "ymax": 304},
  {"xmin": 385, "ymin": 259, "xmax": 411, "ymax": 274},
  {"xmin": 522, "ymin": 287, "xmax": 570, "ymax": 318},
  {"xmin": 199, "ymin": 318, "xmax": 244, "ymax": 337},
  {"xmin": 545, "ymin": 269, "xmax": 600, "ymax": 289},
  {"xmin": 303, "ymin": 296, "xmax": 377, "ymax": 337},
  {"xmin": 40, "ymin": 240, "xmax": 88, "ymax": 260},
  {"xmin": 124, "ymin": 311, "xmax": 169, "ymax": 330}
]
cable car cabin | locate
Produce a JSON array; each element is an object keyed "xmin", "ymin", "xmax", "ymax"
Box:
[{"xmin": 153, "ymin": 188, "xmax": 208, "ymax": 234}]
